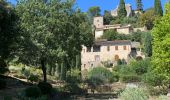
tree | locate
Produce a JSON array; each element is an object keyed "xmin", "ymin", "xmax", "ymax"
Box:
[
  {"xmin": 151, "ymin": 2, "xmax": 170, "ymax": 84},
  {"xmin": 16, "ymin": 0, "xmax": 93, "ymax": 81},
  {"xmin": 101, "ymin": 30, "xmax": 118, "ymax": 41},
  {"xmin": 0, "ymin": 0, "xmax": 18, "ymax": 74},
  {"xmin": 118, "ymin": 0, "xmax": 127, "ymax": 18},
  {"xmin": 103, "ymin": 10, "xmax": 113, "ymax": 25},
  {"xmin": 154, "ymin": 0, "xmax": 163, "ymax": 16},
  {"xmin": 144, "ymin": 32, "xmax": 152, "ymax": 57},
  {"xmin": 87, "ymin": 6, "xmax": 101, "ymax": 18},
  {"xmin": 136, "ymin": 0, "xmax": 143, "ymax": 11},
  {"xmin": 165, "ymin": 1, "xmax": 170, "ymax": 14},
  {"xmin": 138, "ymin": 8, "xmax": 156, "ymax": 30},
  {"xmin": 87, "ymin": 6, "xmax": 101, "ymax": 22}
]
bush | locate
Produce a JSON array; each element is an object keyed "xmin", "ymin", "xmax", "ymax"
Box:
[
  {"xmin": 38, "ymin": 82, "xmax": 52, "ymax": 95},
  {"xmin": 142, "ymin": 71, "xmax": 168, "ymax": 86},
  {"xmin": 147, "ymin": 85, "xmax": 168, "ymax": 96},
  {"xmin": 87, "ymin": 67, "xmax": 115, "ymax": 85},
  {"xmin": 129, "ymin": 59, "xmax": 150, "ymax": 75},
  {"xmin": 25, "ymin": 86, "xmax": 41, "ymax": 98},
  {"xmin": 120, "ymin": 74, "xmax": 141, "ymax": 83},
  {"xmin": 28, "ymin": 74, "xmax": 39, "ymax": 83},
  {"xmin": 120, "ymin": 88, "xmax": 149, "ymax": 100},
  {"xmin": 0, "ymin": 79, "xmax": 6, "ymax": 89}
]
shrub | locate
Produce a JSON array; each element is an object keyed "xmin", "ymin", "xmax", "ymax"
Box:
[
  {"xmin": 0, "ymin": 79, "xmax": 7, "ymax": 89},
  {"xmin": 129, "ymin": 59, "xmax": 150, "ymax": 75},
  {"xmin": 28, "ymin": 74, "xmax": 39, "ymax": 83},
  {"xmin": 87, "ymin": 67, "xmax": 115, "ymax": 85},
  {"xmin": 120, "ymin": 74, "xmax": 141, "ymax": 83},
  {"xmin": 38, "ymin": 82, "xmax": 52, "ymax": 95},
  {"xmin": 25, "ymin": 86, "xmax": 41, "ymax": 98},
  {"xmin": 142, "ymin": 71, "xmax": 168, "ymax": 86},
  {"xmin": 120, "ymin": 88, "xmax": 149, "ymax": 100},
  {"xmin": 101, "ymin": 60, "xmax": 113, "ymax": 68},
  {"xmin": 147, "ymin": 85, "xmax": 168, "ymax": 96},
  {"xmin": 21, "ymin": 67, "xmax": 30, "ymax": 79}
]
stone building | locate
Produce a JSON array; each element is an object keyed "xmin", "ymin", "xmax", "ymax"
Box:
[
  {"xmin": 111, "ymin": 4, "xmax": 133, "ymax": 17},
  {"xmin": 81, "ymin": 40, "xmax": 132, "ymax": 71},
  {"xmin": 81, "ymin": 40, "xmax": 145, "ymax": 71},
  {"xmin": 93, "ymin": 17, "xmax": 133, "ymax": 39}
]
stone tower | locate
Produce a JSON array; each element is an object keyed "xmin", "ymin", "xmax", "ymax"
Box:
[{"xmin": 93, "ymin": 17, "xmax": 104, "ymax": 29}]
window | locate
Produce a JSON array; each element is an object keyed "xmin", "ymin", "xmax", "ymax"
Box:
[
  {"xmin": 95, "ymin": 55, "xmax": 100, "ymax": 61},
  {"xmin": 84, "ymin": 64, "xmax": 86, "ymax": 68},
  {"xmin": 93, "ymin": 45, "xmax": 101, "ymax": 52},
  {"xmin": 86, "ymin": 47, "xmax": 91, "ymax": 52},
  {"xmin": 107, "ymin": 46, "xmax": 110, "ymax": 51},
  {"xmin": 115, "ymin": 46, "xmax": 118, "ymax": 50},
  {"xmin": 123, "ymin": 46, "xmax": 127, "ymax": 50}
]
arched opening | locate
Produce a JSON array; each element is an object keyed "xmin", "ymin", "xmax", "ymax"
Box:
[{"xmin": 115, "ymin": 55, "xmax": 119, "ymax": 61}]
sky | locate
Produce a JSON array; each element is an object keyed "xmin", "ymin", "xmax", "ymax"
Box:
[{"xmin": 8, "ymin": 0, "xmax": 167, "ymax": 14}]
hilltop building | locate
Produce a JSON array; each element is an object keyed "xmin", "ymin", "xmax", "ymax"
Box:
[
  {"xmin": 111, "ymin": 4, "xmax": 133, "ymax": 17},
  {"xmin": 93, "ymin": 16, "xmax": 147, "ymax": 39}
]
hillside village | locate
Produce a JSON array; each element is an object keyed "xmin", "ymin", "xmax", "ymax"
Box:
[
  {"xmin": 1, "ymin": 0, "xmax": 170, "ymax": 100},
  {"xmin": 81, "ymin": 2, "xmax": 148, "ymax": 71}
]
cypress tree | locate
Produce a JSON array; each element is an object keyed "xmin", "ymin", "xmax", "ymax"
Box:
[
  {"xmin": 76, "ymin": 54, "xmax": 81, "ymax": 70},
  {"xmin": 144, "ymin": 32, "xmax": 152, "ymax": 57},
  {"xmin": 136, "ymin": 0, "xmax": 143, "ymax": 11},
  {"xmin": 118, "ymin": 0, "xmax": 127, "ymax": 18},
  {"xmin": 154, "ymin": 0, "xmax": 163, "ymax": 16}
]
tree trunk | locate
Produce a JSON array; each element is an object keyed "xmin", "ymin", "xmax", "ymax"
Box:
[{"xmin": 41, "ymin": 59, "xmax": 47, "ymax": 82}]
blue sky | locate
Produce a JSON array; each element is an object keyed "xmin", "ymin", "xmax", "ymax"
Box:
[{"xmin": 8, "ymin": 0, "xmax": 166, "ymax": 14}]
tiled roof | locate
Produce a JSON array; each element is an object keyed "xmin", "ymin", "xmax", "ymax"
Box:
[{"xmin": 94, "ymin": 40, "xmax": 131, "ymax": 46}]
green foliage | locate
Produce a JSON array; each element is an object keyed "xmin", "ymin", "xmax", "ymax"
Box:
[
  {"xmin": 37, "ymin": 82, "xmax": 52, "ymax": 95},
  {"xmin": 104, "ymin": 10, "xmax": 113, "ymax": 25},
  {"xmin": 151, "ymin": 2, "xmax": 170, "ymax": 85},
  {"xmin": 87, "ymin": 6, "xmax": 101, "ymax": 18},
  {"xmin": 87, "ymin": 67, "xmax": 115, "ymax": 86},
  {"xmin": 66, "ymin": 68, "xmax": 81, "ymax": 83},
  {"xmin": 136, "ymin": 0, "xmax": 143, "ymax": 11},
  {"xmin": 87, "ymin": 6, "xmax": 101, "ymax": 23},
  {"xmin": 147, "ymin": 86, "xmax": 168, "ymax": 96},
  {"xmin": 143, "ymin": 32, "xmax": 152, "ymax": 57},
  {"xmin": 120, "ymin": 88, "xmax": 149, "ymax": 100},
  {"xmin": 118, "ymin": 0, "xmax": 127, "ymax": 18},
  {"xmin": 0, "ymin": 0, "xmax": 19, "ymax": 61},
  {"xmin": 129, "ymin": 59, "xmax": 150, "ymax": 75},
  {"xmin": 138, "ymin": 8, "xmax": 156, "ymax": 30},
  {"xmin": 21, "ymin": 67, "xmax": 30, "ymax": 79},
  {"xmin": 0, "ymin": 79, "xmax": 6, "ymax": 89},
  {"xmin": 28, "ymin": 74, "xmax": 39, "ymax": 83},
  {"xmin": 16, "ymin": 0, "xmax": 93, "ymax": 81},
  {"xmin": 101, "ymin": 60, "xmax": 113, "ymax": 68},
  {"xmin": 76, "ymin": 54, "xmax": 81, "ymax": 70},
  {"xmin": 24, "ymin": 86, "xmax": 42, "ymax": 98},
  {"xmin": 165, "ymin": 2, "xmax": 170, "ymax": 14},
  {"xmin": 0, "ymin": 59, "xmax": 9, "ymax": 74},
  {"xmin": 101, "ymin": 30, "xmax": 118, "ymax": 41},
  {"xmin": 142, "ymin": 71, "xmax": 168, "ymax": 86},
  {"xmin": 120, "ymin": 74, "xmax": 141, "ymax": 83},
  {"xmin": 116, "ymin": 59, "xmax": 150, "ymax": 83},
  {"xmin": 154, "ymin": 0, "xmax": 163, "ymax": 16},
  {"xmin": 131, "ymin": 31, "xmax": 143, "ymax": 42}
]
